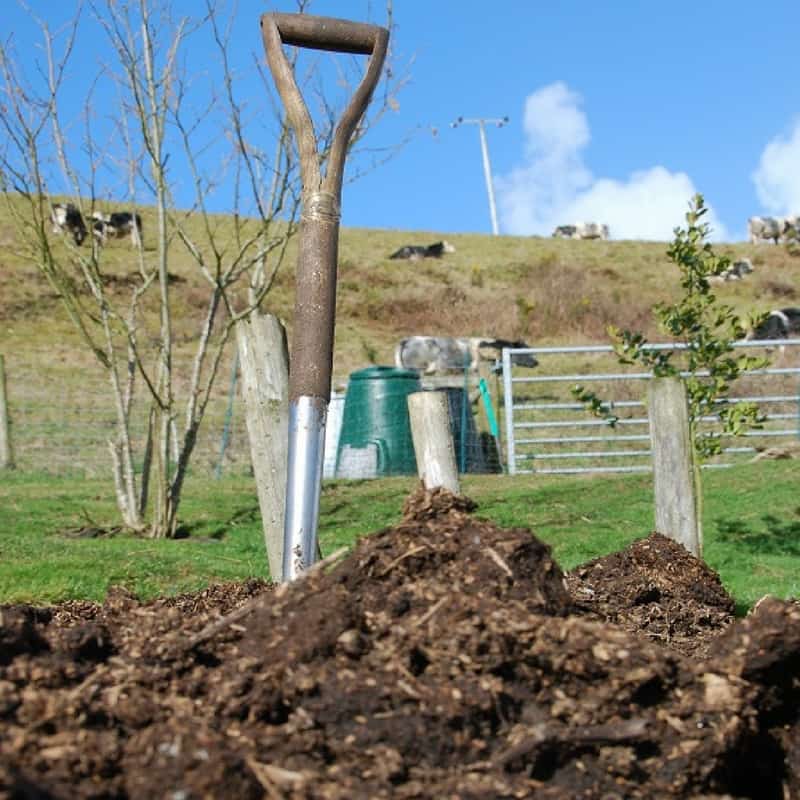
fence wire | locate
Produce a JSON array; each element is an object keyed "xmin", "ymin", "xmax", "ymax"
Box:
[
  {"xmin": 3, "ymin": 346, "xmax": 251, "ymax": 477},
  {"xmin": 14, "ymin": 339, "xmax": 791, "ymax": 482}
]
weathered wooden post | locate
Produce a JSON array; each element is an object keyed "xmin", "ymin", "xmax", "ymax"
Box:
[
  {"xmin": 236, "ymin": 313, "xmax": 289, "ymax": 581},
  {"xmin": 408, "ymin": 391, "xmax": 461, "ymax": 494},
  {"xmin": 648, "ymin": 376, "xmax": 702, "ymax": 557},
  {"xmin": 0, "ymin": 355, "xmax": 14, "ymax": 470}
]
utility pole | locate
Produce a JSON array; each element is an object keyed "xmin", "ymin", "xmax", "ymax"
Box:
[{"xmin": 451, "ymin": 115, "xmax": 509, "ymax": 236}]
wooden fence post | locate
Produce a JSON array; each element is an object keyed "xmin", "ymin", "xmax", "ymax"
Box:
[
  {"xmin": 648, "ymin": 376, "xmax": 702, "ymax": 557},
  {"xmin": 0, "ymin": 355, "xmax": 13, "ymax": 470},
  {"xmin": 407, "ymin": 391, "xmax": 461, "ymax": 494},
  {"xmin": 236, "ymin": 313, "xmax": 289, "ymax": 581}
]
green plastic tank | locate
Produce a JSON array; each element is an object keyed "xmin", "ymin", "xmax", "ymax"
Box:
[{"xmin": 335, "ymin": 366, "xmax": 421, "ymax": 478}]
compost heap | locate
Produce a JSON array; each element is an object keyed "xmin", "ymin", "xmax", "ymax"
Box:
[{"xmin": 2, "ymin": 488, "xmax": 800, "ymax": 799}]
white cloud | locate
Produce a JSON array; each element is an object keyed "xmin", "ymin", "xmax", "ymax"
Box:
[
  {"xmin": 752, "ymin": 119, "xmax": 800, "ymax": 215},
  {"xmin": 496, "ymin": 82, "xmax": 728, "ymax": 241}
]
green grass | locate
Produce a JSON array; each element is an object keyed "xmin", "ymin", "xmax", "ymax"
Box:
[{"xmin": 2, "ymin": 461, "xmax": 798, "ymax": 609}]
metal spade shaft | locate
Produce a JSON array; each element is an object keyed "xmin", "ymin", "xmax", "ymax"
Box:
[{"xmin": 261, "ymin": 13, "xmax": 389, "ymax": 581}]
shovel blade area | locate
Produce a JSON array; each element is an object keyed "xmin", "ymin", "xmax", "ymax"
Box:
[{"xmin": 282, "ymin": 395, "xmax": 328, "ymax": 581}]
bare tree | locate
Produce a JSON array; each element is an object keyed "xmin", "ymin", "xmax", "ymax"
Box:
[{"xmin": 0, "ymin": 0, "xmax": 405, "ymax": 537}]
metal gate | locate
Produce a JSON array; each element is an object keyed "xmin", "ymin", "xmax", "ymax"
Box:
[{"xmin": 501, "ymin": 340, "xmax": 800, "ymax": 476}]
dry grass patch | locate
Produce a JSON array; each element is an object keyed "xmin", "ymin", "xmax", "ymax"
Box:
[{"xmin": 5, "ymin": 205, "xmax": 800, "ymax": 379}]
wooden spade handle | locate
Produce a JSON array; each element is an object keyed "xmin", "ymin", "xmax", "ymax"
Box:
[
  {"xmin": 261, "ymin": 12, "xmax": 389, "ymax": 401},
  {"xmin": 265, "ymin": 12, "xmax": 385, "ymax": 55},
  {"xmin": 261, "ymin": 12, "xmax": 389, "ymax": 201}
]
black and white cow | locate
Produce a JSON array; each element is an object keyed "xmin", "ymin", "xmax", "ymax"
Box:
[
  {"xmin": 552, "ymin": 222, "xmax": 609, "ymax": 240},
  {"xmin": 389, "ymin": 241, "xmax": 455, "ymax": 260},
  {"xmin": 746, "ymin": 308, "xmax": 800, "ymax": 341},
  {"xmin": 710, "ymin": 258, "xmax": 754, "ymax": 283},
  {"xmin": 50, "ymin": 203, "xmax": 87, "ymax": 246},
  {"xmin": 748, "ymin": 216, "xmax": 786, "ymax": 244},
  {"xmin": 395, "ymin": 336, "xmax": 538, "ymax": 375},
  {"xmin": 92, "ymin": 211, "xmax": 143, "ymax": 247}
]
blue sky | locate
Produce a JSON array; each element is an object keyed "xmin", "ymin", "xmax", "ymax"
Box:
[{"xmin": 5, "ymin": 1, "xmax": 800, "ymax": 242}]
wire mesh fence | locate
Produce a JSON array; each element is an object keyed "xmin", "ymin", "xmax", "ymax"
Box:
[
  {"xmin": 2, "ymin": 345, "xmax": 251, "ymax": 477},
  {"xmin": 0, "ymin": 348, "xmax": 508, "ymax": 481},
  {"xmin": 18, "ymin": 337, "xmax": 793, "ymax": 484}
]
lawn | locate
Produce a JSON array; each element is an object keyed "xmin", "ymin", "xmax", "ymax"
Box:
[{"xmin": 1, "ymin": 459, "xmax": 798, "ymax": 609}]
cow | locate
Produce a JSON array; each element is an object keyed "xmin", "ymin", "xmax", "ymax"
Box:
[
  {"xmin": 50, "ymin": 203, "xmax": 87, "ymax": 246},
  {"xmin": 395, "ymin": 336, "xmax": 538, "ymax": 375},
  {"xmin": 553, "ymin": 223, "xmax": 609, "ymax": 240},
  {"xmin": 389, "ymin": 241, "xmax": 455, "ymax": 260},
  {"xmin": 573, "ymin": 222, "xmax": 609, "ymax": 240},
  {"xmin": 746, "ymin": 308, "xmax": 800, "ymax": 341},
  {"xmin": 748, "ymin": 216, "xmax": 786, "ymax": 244},
  {"xmin": 91, "ymin": 210, "xmax": 143, "ymax": 247},
  {"xmin": 710, "ymin": 258, "xmax": 754, "ymax": 283}
]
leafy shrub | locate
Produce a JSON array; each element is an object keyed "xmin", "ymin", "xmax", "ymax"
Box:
[{"xmin": 574, "ymin": 194, "xmax": 767, "ymax": 460}]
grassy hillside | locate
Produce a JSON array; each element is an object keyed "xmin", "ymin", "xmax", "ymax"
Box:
[{"xmin": 2, "ymin": 198, "xmax": 800, "ymax": 383}]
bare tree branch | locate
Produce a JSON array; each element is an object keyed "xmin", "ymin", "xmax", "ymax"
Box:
[{"xmin": 2, "ymin": 0, "xmax": 405, "ymax": 538}]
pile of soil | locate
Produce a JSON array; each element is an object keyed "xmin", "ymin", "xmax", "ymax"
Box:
[
  {"xmin": 566, "ymin": 532, "xmax": 736, "ymax": 659},
  {"xmin": 2, "ymin": 488, "xmax": 800, "ymax": 799}
]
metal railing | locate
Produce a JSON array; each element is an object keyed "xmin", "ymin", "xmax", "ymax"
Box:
[{"xmin": 502, "ymin": 340, "xmax": 800, "ymax": 475}]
